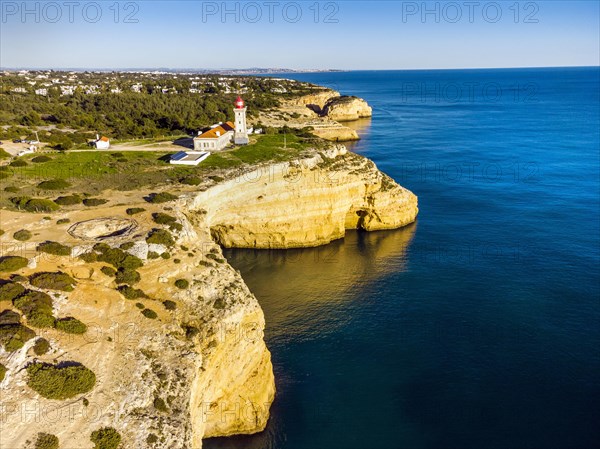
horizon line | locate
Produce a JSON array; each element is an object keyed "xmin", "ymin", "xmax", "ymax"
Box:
[{"xmin": 1, "ymin": 65, "xmax": 599, "ymax": 73}]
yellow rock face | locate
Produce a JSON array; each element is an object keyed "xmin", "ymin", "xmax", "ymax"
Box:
[{"xmin": 191, "ymin": 148, "xmax": 418, "ymax": 249}]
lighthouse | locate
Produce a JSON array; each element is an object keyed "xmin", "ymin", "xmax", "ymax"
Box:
[{"xmin": 233, "ymin": 96, "xmax": 249, "ymax": 145}]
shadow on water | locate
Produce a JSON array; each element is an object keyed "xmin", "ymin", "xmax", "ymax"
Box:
[{"xmin": 206, "ymin": 224, "xmax": 416, "ymax": 449}]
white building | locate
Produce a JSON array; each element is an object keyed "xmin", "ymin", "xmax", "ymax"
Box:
[
  {"xmin": 94, "ymin": 135, "xmax": 110, "ymax": 150},
  {"xmin": 193, "ymin": 121, "xmax": 234, "ymax": 152}
]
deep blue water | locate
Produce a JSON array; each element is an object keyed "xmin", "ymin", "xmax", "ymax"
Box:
[{"xmin": 207, "ymin": 68, "xmax": 600, "ymax": 449}]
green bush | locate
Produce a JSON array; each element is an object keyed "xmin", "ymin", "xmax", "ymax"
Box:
[
  {"xmin": 10, "ymin": 159, "xmax": 27, "ymax": 167},
  {"xmin": 4, "ymin": 186, "xmax": 19, "ymax": 193},
  {"xmin": 0, "ymin": 363, "xmax": 6, "ymax": 382},
  {"xmin": 13, "ymin": 290, "xmax": 55, "ymax": 328},
  {"xmin": 24, "ymin": 199, "xmax": 60, "ymax": 213},
  {"xmin": 100, "ymin": 266, "xmax": 117, "ymax": 277},
  {"xmin": 55, "ymin": 317, "xmax": 87, "ymax": 334},
  {"xmin": 152, "ymin": 212, "xmax": 177, "ymax": 225},
  {"xmin": 135, "ymin": 302, "xmax": 145, "ymax": 309},
  {"xmin": 0, "ymin": 256, "xmax": 29, "ymax": 272},
  {"xmin": 0, "ymin": 148, "xmax": 11, "ymax": 159},
  {"xmin": 174, "ymin": 279, "xmax": 189, "ymax": 289},
  {"xmin": 54, "ymin": 195, "xmax": 82, "ymax": 205},
  {"xmin": 206, "ymin": 253, "xmax": 225, "ymax": 264},
  {"xmin": 142, "ymin": 308, "xmax": 158, "ymax": 319},
  {"xmin": 90, "ymin": 427, "xmax": 121, "ymax": 449},
  {"xmin": 146, "ymin": 229, "xmax": 174, "ymax": 247},
  {"xmin": 29, "ymin": 271, "xmax": 76, "ymax": 292},
  {"xmin": 34, "ymin": 432, "xmax": 59, "ymax": 449},
  {"xmin": 117, "ymin": 285, "xmax": 147, "ymax": 300},
  {"xmin": 160, "ymin": 252, "xmax": 170, "ymax": 259},
  {"xmin": 115, "ymin": 269, "xmax": 140, "ymax": 285},
  {"xmin": 119, "ymin": 242, "xmax": 135, "ymax": 250},
  {"xmin": 83, "ymin": 198, "xmax": 109, "ymax": 207},
  {"xmin": 0, "ymin": 311, "xmax": 36, "ymax": 352},
  {"xmin": 10, "ymin": 274, "xmax": 27, "ymax": 282},
  {"xmin": 13, "ymin": 229, "xmax": 32, "ymax": 241},
  {"xmin": 33, "ymin": 337, "xmax": 50, "ymax": 355},
  {"xmin": 38, "ymin": 179, "xmax": 71, "ymax": 190},
  {"xmin": 27, "ymin": 362, "xmax": 96, "ymax": 400},
  {"xmin": 79, "ymin": 252, "xmax": 98, "ymax": 263},
  {"xmin": 37, "ymin": 241, "xmax": 71, "ymax": 256},
  {"xmin": 31, "ymin": 155, "xmax": 53, "ymax": 163},
  {"xmin": 180, "ymin": 176, "xmax": 202, "ymax": 185},
  {"xmin": 153, "ymin": 396, "xmax": 168, "ymax": 412},
  {"xmin": 147, "ymin": 251, "xmax": 160, "ymax": 259},
  {"xmin": 57, "ymin": 218, "xmax": 71, "ymax": 224},
  {"xmin": 148, "ymin": 192, "xmax": 178, "ymax": 203},
  {"xmin": 163, "ymin": 300, "xmax": 177, "ymax": 310},
  {"xmin": 0, "ymin": 281, "xmax": 26, "ymax": 301},
  {"xmin": 126, "ymin": 207, "xmax": 145, "ymax": 215},
  {"xmin": 97, "ymin": 247, "xmax": 143, "ymax": 270}
]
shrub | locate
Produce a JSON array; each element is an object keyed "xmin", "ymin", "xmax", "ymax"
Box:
[
  {"xmin": 31, "ymin": 155, "xmax": 52, "ymax": 163},
  {"xmin": 38, "ymin": 179, "xmax": 71, "ymax": 190},
  {"xmin": 153, "ymin": 396, "xmax": 168, "ymax": 412},
  {"xmin": 83, "ymin": 198, "xmax": 108, "ymax": 207},
  {"xmin": 10, "ymin": 159, "xmax": 27, "ymax": 167},
  {"xmin": 0, "ymin": 281, "xmax": 26, "ymax": 301},
  {"xmin": 120, "ymin": 242, "xmax": 135, "ymax": 250},
  {"xmin": 148, "ymin": 192, "xmax": 178, "ymax": 203},
  {"xmin": 57, "ymin": 218, "xmax": 71, "ymax": 224},
  {"xmin": 13, "ymin": 229, "xmax": 32, "ymax": 241},
  {"xmin": 174, "ymin": 279, "xmax": 189, "ymax": 289},
  {"xmin": 160, "ymin": 252, "xmax": 170, "ymax": 259},
  {"xmin": 27, "ymin": 362, "xmax": 96, "ymax": 400},
  {"xmin": 180, "ymin": 176, "xmax": 202, "ymax": 185},
  {"xmin": 4, "ymin": 186, "xmax": 19, "ymax": 193},
  {"xmin": 79, "ymin": 252, "xmax": 98, "ymax": 263},
  {"xmin": 126, "ymin": 207, "xmax": 145, "ymax": 215},
  {"xmin": 0, "ymin": 256, "xmax": 28, "ymax": 272},
  {"xmin": 115, "ymin": 268, "xmax": 140, "ymax": 285},
  {"xmin": 33, "ymin": 337, "xmax": 50, "ymax": 355},
  {"xmin": 0, "ymin": 363, "xmax": 6, "ymax": 382},
  {"xmin": 117, "ymin": 285, "xmax": 147, "ymax": 300},
  {"xmin": 135, "ymin": 302, "xmax": 145, "ymax": 309},
  {"xmin": 13, "ymin": 290, "xmax": 55, "ymax": 328},
  {"xmin": 142, "ymin": 308, "xmax": 158, "ymax": 319},
  {"xmin": 55, "ymin": 317, "xmax": 87, "ymax": 334},
  {"xmin": 147, "ymin": 251, "xmax": 160, "ymax": 259},
  {"xmin": 29, "ymin": 271, "xmax": 76, "ymax": 292},
  {"xmin": 90, "ymin": 427, "xmax": 121, "ymax": 449},
  {"xmin": 54, "ymin": 195, "xmax": 82, "ymax": 205},
  {"xmin": 163, "ymin": 300, "xmax": 176, "ymax": 310},
  {"xmin": 152, "ymin": 212, "xmax": 177, "ymax": 225},
  {"xmin": 34, "ymin": 433, "xmax": 59, "ymax": 449},
  {"xmin": 10, "ymin": 274, "xmax": 27, "ymax": 282},
  {"xmin": 0, "ymin": 148, "xmax": 10, "ymax": 159},
  {"xmin": 100, "ymin": 266, "xmax": 117, "ymax": 277},
  {"xmin": 146, "ymin": 229, "xmax": 174, "ymax": 247},
  {"xmin": 206, "ymin": 253, "xmax": 225, "ymax": 264},
  {"xmin": 24, "ymin": 199, "xmax": 60, "ymax": 213},
  {"xmin": 0, "ymin": 311, "xmax": 36, "ymax": 352},
  {"xmin": 37, "ymin": 241, "xmax": 71, "ymax": 256},
  {"xmin": 147, "ymin": 434, "xmax": 159, "ymax": 444},
  {"xmin": 97, "ymin": 248, "xmax": 143, "ymax": 270}
]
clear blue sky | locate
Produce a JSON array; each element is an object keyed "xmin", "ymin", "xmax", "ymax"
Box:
[{"xmin": 1, "ymin": 1, "xmax": 598, "ymax": 69}]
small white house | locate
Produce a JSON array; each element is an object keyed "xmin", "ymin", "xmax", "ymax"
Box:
[
  {"xmin": 193, "ymin": 122, "xmax": 234, "ymax": 152},
  {"xmin": 94, "ymin": 134, "xmax": 110, "ymax": 150},
  {"xmin": 170, "ymin": 151, "xmax": 210, "ymax": 166}
]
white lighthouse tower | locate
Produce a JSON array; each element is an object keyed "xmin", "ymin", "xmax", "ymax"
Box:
[{"xmin": 233, "ymin": 96, "xmax": 249, "ymax": 145}]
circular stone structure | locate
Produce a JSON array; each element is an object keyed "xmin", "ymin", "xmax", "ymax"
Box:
[{"xmin": 68, "ymin": 218, "xmax": 138, "ymax": 241}]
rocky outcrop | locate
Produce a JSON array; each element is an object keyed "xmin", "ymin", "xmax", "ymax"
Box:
[
  {"xmin": 190, "ymin": 146, "xmax": 418, "ymax": 249},
  {"xmin": 321, "ymin": 96, "xmax": 373, "ymax": 121}
]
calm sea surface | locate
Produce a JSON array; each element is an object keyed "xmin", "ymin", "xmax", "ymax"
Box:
[{"xmin": 206, "ymin": 68, "xmax": 600, "ymax": 449}]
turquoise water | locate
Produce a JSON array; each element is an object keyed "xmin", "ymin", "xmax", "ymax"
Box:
[{"xmin": 207, "ymin": 68, "xmax": 600, "ymax": 449}]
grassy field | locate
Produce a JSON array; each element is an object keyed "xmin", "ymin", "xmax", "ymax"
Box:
[{"xmin": 0, "ymin": 133, "xmax": 315, "ymax": 200}]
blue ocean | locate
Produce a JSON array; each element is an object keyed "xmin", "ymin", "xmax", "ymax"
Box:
[{"xmin": 207, "ymin": 68, "xmax": 600, "ymax": 449}]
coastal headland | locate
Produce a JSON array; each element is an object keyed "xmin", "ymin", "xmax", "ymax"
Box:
[{"xmin": 0, "ymin": 76, "xmax": 417, "ymax": 447}]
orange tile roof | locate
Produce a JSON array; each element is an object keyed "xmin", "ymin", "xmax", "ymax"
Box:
[
  {"xmin": 196, "ymin": 122, "xmax": 234, "ymax": 139},
  {"xmin": 99, "ymin": 136, "xmax": 109, "ymax": 142}
]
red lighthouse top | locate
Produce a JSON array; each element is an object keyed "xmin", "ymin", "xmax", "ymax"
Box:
[{"xmin": 235, "ymin": 96, "xmax": 245, "ymax": 109}]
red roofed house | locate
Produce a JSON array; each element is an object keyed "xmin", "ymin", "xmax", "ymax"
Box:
[
  {"xmin": 94, "ymin": 134, "xmax": 110, "ymax": 150},
  {"xmin": 193, "ymin": 121, "xmax": 234, "ymax": 152}
]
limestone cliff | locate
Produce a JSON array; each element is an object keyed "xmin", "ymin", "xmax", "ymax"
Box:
[
  {"xmin": 321, "ymin": 96, "xmax": 373, "ymax": 122},
  {"xmin": 190, "ymin": 145, "xmax": 418, "ymax": 249}
]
